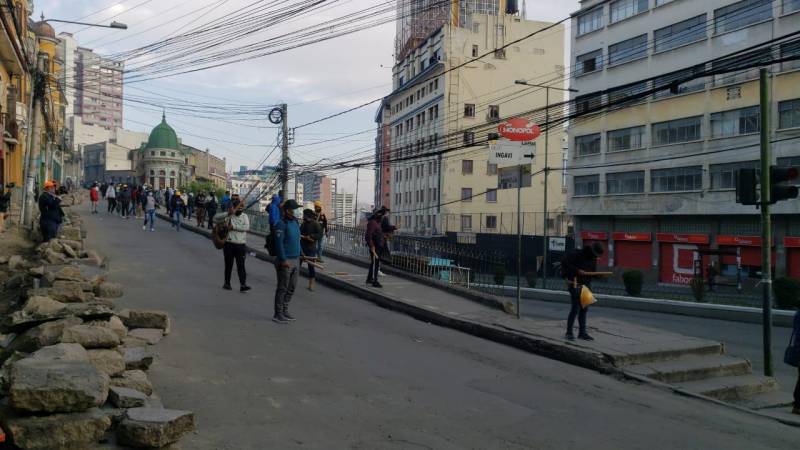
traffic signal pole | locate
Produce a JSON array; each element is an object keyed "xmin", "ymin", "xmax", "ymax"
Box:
[{"xmin": 758, "ymin": 68, "xmax": 773, "ymax": 377}]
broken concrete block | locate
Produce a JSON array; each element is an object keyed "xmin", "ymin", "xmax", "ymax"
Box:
[
  {"xmin": 95, "ymin": 282, "xmax": 123, "ymax": 298},
  {"xmin": 22, "ymin": 296, "xmax": 67, "ymax": 316},
  {"xmin": 128, "ymin": 328, "xmax": 163, "ymax": 345},
  {"xmin": 87, "ymin": 349, "xmax": 126, "ymax": 377},
  {"xmin": 28, "ymin": 266, "xmax": 45, "ymax": 277},
  {"xmin": 108, "ymin": 386, "xmax": 147, "ymax": 408},
  {"xmin": 9, "ymin": 358, "xmax": 109, "ymax": 413},
  {"xmin": 110, "ymin": 370, "xmax": 153, "ymax": 396},
  {"xmin": 58, "ymin": 226, "xmax": 82, "ymax": 242},
  {"xmin": 118, "ymin": 310, "xmax": 171, "ymax": 334},
  {"xmin": 51, "ymin": 280, "xmax": 94, "ymax": 303},
  {"xmin": 122, "ymin": 335, "xmax": 149, "ymax": 349},
  {"xmin": 116, "ymin": 408, "xmax": 195, "ymax": 448},
  {"xmin": 5, "ymin": 317, "xmax": 83, "ymax": 353},
  {"xmin": 0, "ymin": 406, "xmax": 111, "ymax": 450},
  {"xmin": 8, "ymin": 255, "xmax": 27, "ymax": 271},
  {"xmin": 87, "ymin": 316, "xmax": 128, "ymax": 340},
  {"xmin": 62, "ymin": 325, "xmax": 121, "ymax": 349},
  {"xmin": 124, "ymin": 346, "xmax": 154, "ymax": 371},
  {"xmin": 29, "ymin": 343, "xmax": 88, "ymax": 362}
]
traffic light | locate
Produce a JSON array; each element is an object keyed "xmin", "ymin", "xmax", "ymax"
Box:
[
  {"xmin": 735, "ymin": 168, "xmax": 758, "ymax": 205},
  {"xmin": 770, "ymin": 166, "xmax": 799, "ymax": 204}
]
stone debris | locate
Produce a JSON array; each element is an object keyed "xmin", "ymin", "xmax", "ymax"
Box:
[
  {"xmin": 28, "ymin": 343, "xmax": 88, "ymax": 362},
  {"xmin": 128, "ymin": 328, "xmax": 164, "ymax": 345},
  {"xmin": 118, "ymin": 309, "xmax": 171, "ymax": 334},
  {"xmin": 110, "ymin": 370, "xmax": 153, "ymax": 396},
  {"xmin": 9, "ymin": 358, "xmax": 109, "ymax": 413},
  {"xmin": 0, "ymin": 407, "xmax": 112, "ymax": 450},
  {"xmin": 28, "ymin": 265, "xmax": 45, "ymax": 277},
  {"xmin": 108, "ymin": 386, "xmax": 148, "ymax": 409},
  {"xmin": 8, "ymin": 255, "xmax": 27, "ymax": 271},
  {"xmin": 5, "ymin": 317, "xmax": 83, "ymax": 354},
  {"xmin": 87, "ymin": 316, "xmax": 128, "ymax": 339},
  {"xmin": 123, "ymin": 346, "xmax": 154, "ymax": 371},
  {"xmin": 122, "ymin": 335, "xmax": 150, "ymax": 349},
  {"xmin": 51, "ymin": 280, "xmax": 95, "ymax": 303},
  {"xmin": 58, "ymin": 226, "xmax": 82, "ymax": 242},
  {"xmin": 53, "ymin": 266, "xmax": 85, "ymax": 282},
  {"xmin": 95, "ymin": 282, "xmax": 124, "ymax": 298},
  {"xmin": 116, "ymin": 408, "xmax": 195, "ymax": 448},
  {"xmin": 87, "ymin": 349, "xmax": 126, "ymax": 377},
  {"xmin": 62, "ymin": 324, "xmax": 121, "ymax": 349},
  {"xmin": 22, "ymin": 296, "xmax": 67, "ymax": 316}
]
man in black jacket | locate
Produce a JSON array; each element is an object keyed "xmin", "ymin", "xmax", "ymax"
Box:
[
  {"xmin": 38, "ymin": 180, "xmax": 63, "ymax": 242},
  {"xmin": 561, "ymin": 242, "xmax": 604, "ymax": 341}
]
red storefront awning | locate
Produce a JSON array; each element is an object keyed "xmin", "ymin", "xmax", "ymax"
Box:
[
  {"xmin": 580, "ymin": 231, "xmax": 608, "ymax": 240},
  {"xmin": 655, "ymin": 233, "xmax": 709, "ymax": 244},
  {"xmin": 612, "ymin": 232, "xmax": 652, "ymax": 242}
]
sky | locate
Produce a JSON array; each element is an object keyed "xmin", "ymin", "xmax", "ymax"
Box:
[{"xmin": 36, "ymin": 0, "xmax": 580, "ymax": 204}]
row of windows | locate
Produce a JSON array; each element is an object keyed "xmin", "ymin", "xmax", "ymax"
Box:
[
  {"xmin": 394, "ymin": 188, "xmax": 439, "ymax": 205},
  {"xmin": 574, "ymin": 99, "xmax": 800, "ymax": 157},
  {"xmin": 394, "ymin": 160, "xmax": 439, "ymax": 183},
  {"xmin": 399, "ymin": 214, "xmax": 438, "ymax": 230},
  {"xmin": 392, "ymin": 79, "xmax": 440, "ymax": 115},
  {"xmin": 464, "ymin": 103, "xmax": 500, "ymax": 119},
  {"xmin": 460, "ymin": 187, "xmax": 497, "ymax": 202},
  {"xmin": 574, "ymin": 157, "xmax": 800, "ymax": 196},
  {"xmin": 393, "ymin": 133, "xmax": 440, "ymax": 159},
  {"xmin": 394, "ymin": 105, "xmax": 440, "ymax": 137}
]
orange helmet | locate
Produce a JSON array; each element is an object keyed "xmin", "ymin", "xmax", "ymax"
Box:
[{"xmin": 43, "ymin": 180, "xmax": 56, "ymax": 189}]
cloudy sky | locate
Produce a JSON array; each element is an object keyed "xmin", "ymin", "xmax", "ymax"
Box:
[{"xmin": 36, "ymin": 0, "xmax": 580, "ymax": 202}]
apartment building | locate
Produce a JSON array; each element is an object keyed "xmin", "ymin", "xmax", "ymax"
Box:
[
  {"xmin": 72, "ymin": 46, "xmax": 124, "ymax": 130},
  {"xmin": 297, "ymin": 171, "xmax": 335, "ymax": 213},
  {"xmin": 567, "ymin": 0, "xmax": 800, "ymax": 284},
  {"xmin": 332, "ymin": 192, "xmax": 355, "ymax": 226},
  {"xmin": 380, "ymin": 0, "xmax": 566, "ymax": 236}
]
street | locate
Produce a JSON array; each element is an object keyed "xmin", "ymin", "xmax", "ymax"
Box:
[{"xmin": 79, "ymin": 204, "xmax": 800, "ymax": 449}]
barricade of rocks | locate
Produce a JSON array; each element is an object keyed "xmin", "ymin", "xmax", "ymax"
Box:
[{"xmin": 0, "ymin": 212, "xmax": 194, "ymax": 449}]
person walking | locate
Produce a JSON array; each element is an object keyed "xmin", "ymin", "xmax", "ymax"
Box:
[
  {"xmin": 195, "ymin": 192, "xmax": 207, "ymax": 227},
  {"xmin": 379, "ymin": 206, "xmax": 397, "ymax": 272},
  {"xmin": 267, "ymin": 192, "xmax": 283, "ymax": 229},
  {"xmin": 171, "ymin": 191, "xmax": 185, "ymax": 231},
  {"xmin": 365, "ymin": 209, "xmax": 385, "ymax": 288},
  {"xmin": 300, "ymin": 208, "xmax": 323, "ymax": 291},
  {"xmin": 100, "ymin": 182, "xmax": 108, "ymax": 199},
  {"xmin": 143, "ymin": 190, "xmax": 157, "ymax": 232},
  {"xmin": 0, "ymin": 183, "xmax": 12, "ymax": 232},
  {"xmin": 206, "ymin": 193, "xmax": 218, "ymax": 230},
  {"xmin": 105, "ymin": 183, "xmax": 116, "ymax": 214},
  {"xmin": 89, "ymin": 182, "xmax": 99, "ymax": 214},
  {"xmin": 164, "ymin": 188, "xmax": 172, "ymax": 216},
  {"xmin": 119, "ymin": 185, "xmax": 131, "ymax": 219},
  {"xmin": 561, "ymin": 242, "xmax": 605, "ymax": 341},
  {"xmin": 313, "ymin": 201, "xmax": 328, "ymax": 262},
  {"xmin": 214, "ymin": 198, "xmax": 251, "ymax": 292},
  {"xmin": 186, "ymin": 192, "xmax": 195, "ymax": 219},
  {"xmin": 272, "ymin": 199, "xmax": 301, "ymax": 324},
  {"xmin": 38, "ymin": 180, "xmax": 63, "ymax": 242}
]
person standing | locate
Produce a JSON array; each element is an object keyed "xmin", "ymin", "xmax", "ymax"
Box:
[
  {"xmin": 561, "ymin": 242, "xmax": 605, "ymax": 341},
  {"xmin": 267, "ymin": 192, "xmax": 283, "ymax": 228},
  {"xmin": 89, "ymin": 182, "xmax": 99, "ymax": 214},
  {"xmin": 195, "ymin": 192, "xmax": 207, "ymax": 227},
  {"xmin": 313, "ymin": 201, "xmax": 328, "ymax": 262},
  {"xmin": 365, "ymin": 209, "xmax": 384, "ymax": 288},
  {"xmin": 100, "ymin": 182, "xmax": 108, "ymax": 199},
  {"xmin": 119, "ymin": 185, "xmax": 131, "ymax": 219},
  {"xmin": 273, "ymin": 199, "xmax": 301, "ymax": 324},
  {"xmin": 38, "ymin": 180, "xmax": 63, "ymax": 242},
  {"xmin": 206, "ymin": 193, "xmax": 218, "ymax": 230},
  {"xmin": 186, "ymin": 192, "xmax": 194, "ymax": 219},
  {"xmin": 143, "ymin": 190, "xmax": 157, "ymax": 232},
  {"xmin": 300, "ymin": 208, "xmax": 323, "ymax": 291},
  {"xmin": 105, "ymin": 183, "xmax": 116, "ymax": 214},
  {"xmin": 214, "ymin": 198, "xmax": 251, "ymax": 292},
  {"xmin": 171, "ymin": 191, "xmax": 185, "ymax": 231},
  {"xmin": 0, "ymin": 183, "xmax": 12, "ymax": 232},
  {"xmin": 379, "ymin": 206, "xmax": 397, "ymax": 267}
]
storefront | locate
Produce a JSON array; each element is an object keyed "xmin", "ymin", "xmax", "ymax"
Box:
[
  {"xmin": 611, "ymin": 232, "xmax": 651, "ymax": 270},
  {"xmin": 786, "ymin": 237, "xmax": 800, "ymax": 280},
  {"xmin": 579, "ymin": 231, "xmax": 609, "ymax": 268},
  {"xmin": 656, "ymin": 233, "xmax": 710, "ymax": 285},
  {"xmin": 716, "ymin": 235, "xmax": 775, "ymax": 279}
]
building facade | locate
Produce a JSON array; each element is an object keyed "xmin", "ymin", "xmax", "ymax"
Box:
[
  {"xmin": 567, "ymin": 0, "xmax": 800, "ymax": 283},
  {"xmin": 136, "ymin": 115, "xmax": 191, "ymax": 189},
  {"xmin": 73, "ymin": 46, "xmax": 123, "ymax": 130},
  {"xmin": 382, "ymin": 1, "xmax": 566, "ymax": 236},
  {"xmin": 83, "ymin": 141, "xmax": 136, "ymax": 185},
  {"xmin": 332, "ymin": 192, "xmax": 355, "ymax": 226},
  {"xmin": 185, "ymin": 145, "xmax": 227, "ymax": 188},
  {"xmin": 374, "ymin": 101, "xmax": 392, "ymax": 210},
  {"xmin": 297, "ymin": 171, "xmax": 334, "ymax": 213}
]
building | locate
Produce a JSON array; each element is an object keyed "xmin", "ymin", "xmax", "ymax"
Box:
[
  {"xmin": 381, "ymin": 0, "xmax": 566, "ymax": 237},
  {"xmin": 567, "ymin": 0, "xmax": 800, "ymax": 283},
  {"xmin": 185, "ymin": 145, "xmax": 227, "ymax": 188},
  {"xmin": 230, "ymin": 165, "xmax": 303, "ymax": 211},
  {"xmin": 136, "ymin": 115, "xmax": 192, "ymax": 189},
  {"xmin": 72, "ymin": 45, "xmax": 123, "ymax": 130},
  {"xmin": 332, "ymin": 192, "xmax": 355, "ymax": 226},
  {"xmin": 57, "ymin": 32, "xmax": 77, "ymax": 125},
  {"xmin": 297, "ymin": 171, "xmax": 334, "ymax": 212},
  {"xmin": 374, "ymin": 100, "xmax": 392, "ymax": 210},
  {"xmin": 83, "ymin": 141, "xmax": 136, "ymax": 185}
]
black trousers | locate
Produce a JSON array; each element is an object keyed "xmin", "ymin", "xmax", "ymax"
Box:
[
  {"xmin": 107, "ymin": 198, "xmax": 116, "ymax": 212},
  {"xmin": 794, "ymin": 367, "xmax": 800, "ymax": 409},
  {"xmin": 367, "ymin": 250, "xmax": 380, "ymax": 283},
  {"xmin": 120, "ymin": 200, "xmax": 129, "ymax": 217},
  {"xmin": 223, "ymin": 242, "xmax": 247, "ymax": 286},
  {"xmin": 567, "ymin": 284, "xmax": 588, "ymax": 335}
]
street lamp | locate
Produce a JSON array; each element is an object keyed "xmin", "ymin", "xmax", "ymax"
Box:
[
  {"xmin": 41, "ymin": 16, "xmax": 128, "ymax": 29},
  {"xmin": 514, "ymin": 80, "xmax": 578, "ymax": 290}
]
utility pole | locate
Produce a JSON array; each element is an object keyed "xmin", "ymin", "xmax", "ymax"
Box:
[
  {"xmin": 516, "ymin": 164, "xmax": 522, "ymax": 319},
  {"xmin": 542, "ymin": 87, "xmax": 550, "ymax": 289},
  {"xmin": 354, "ymin": 166, "xmax": 360, "ymax": 223},
  {"xmin": 280, "ymin": 103, "xmax": 289, "ymax": 196},
  {"xmin": 21, "ymin": 56, "xmax": 44, "ymax": 230},
  {"xmin": 758, "ymin": 68, "xmax": 773, "ymax": 377}
]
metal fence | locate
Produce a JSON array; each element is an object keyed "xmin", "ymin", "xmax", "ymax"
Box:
[{"xmin": 440, "ymin": 212, "xmax": 570, "ymax": 236}]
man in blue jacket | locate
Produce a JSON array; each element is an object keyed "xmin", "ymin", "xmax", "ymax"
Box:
[
  {"xmin": 273, "ymin": 199, "xmax": 301, "ymax": 324},
  {"xmin": 267, "ymin": 191, "xmax": 284, "ymax": 228}
]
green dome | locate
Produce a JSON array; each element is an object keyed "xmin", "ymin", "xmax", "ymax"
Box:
[{"xmin": 145, "ymin": 114, "xmax": 180, "ymax": 151}]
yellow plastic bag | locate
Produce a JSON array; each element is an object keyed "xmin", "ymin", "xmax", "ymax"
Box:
[{"xmin": 580, "ymin": 285, "xmax": 597, "ymax": 308}]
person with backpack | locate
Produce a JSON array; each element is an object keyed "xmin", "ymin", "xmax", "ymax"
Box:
[
  {"xmin": 186, "ymin": 192, "xmax": 195, "ymax": 219},
  {"xmin": 272, "ymin": 199, "xmax": 301, "ymax": 324},
  {"xmin": 560, "ymin": 242, "xmax": 605, "ymax": 341},
  {"xmin": 164, "ymin": 188, "xmax": 172, "ymax": 216},
  {"xmin": 119, "ymin": 185, "xmax": 131, "ymax": 219},
  {"xmin": 365, "ymin": 208, "xmax": 385, "ymax": 288},
  {"xmin": 171, "ymin": 191, "xmax": 186, "ymax": 231},
  {"xmin": 38, "ymin": 180, "xmax": 63, "ymax": 242},
  {"xmin": 300, "ymin": 208, "xmax": 323, "ymax": 291},
  {"xmin": 195, "ymin": 192, "xmax": 207, "ymax": 227},
  {"xmin": 214, "ymin": 198, "xmax": 251, "ymax": 292},
  {"xmin": 313, "ymin": 201, "xmax": 328, "ymax": 262}
]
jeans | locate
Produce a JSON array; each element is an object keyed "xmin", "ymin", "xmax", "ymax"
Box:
[
  {"xmin": 274, "ymin": 259, "xmax": 299, "ymax": 317},
  {"xmin": 207, "ymin": 209, "xmax": 216, "ymax": 229},
  {"xmin": 316, "ymin": 237, "xmax": 325, "ymax": 260},
  {"xmin": 367, "ymin": 249, "xmax": 380, "ymax": 283},
  {"xmin": 144, "ymin": 209, "xmax": 155, "ymax": 230},
  {"xmin": 120, "ymin": 200, "xmax": 129, "ymax": 218},
  {"xmin": 40, "ymin": 220, "xmax": 59, "ymax": 242},
  {"xmin": 305, "ymin": 248, "xmax": 318, "ymax": 279},
  {"xmin": 107, "ymin": 198, "xmax": 116, "ymax": 213},
  {"xmin": 567, "ymin": 283, "xmax": 588, "ymax": 336},
  {"xmin": 223, "ymin": 242, "xmax": 247, "ymax": 287},
  {"xmin": 172, "ymin": 210, "xmax": 182, "ymax": 231},
  {"xmin": 795, "ymin": 367, "xmax": 800, "ymax": 409},
  {"xmin": 196, "ymin": 207, "xmax": 206, "ymax": 227}
]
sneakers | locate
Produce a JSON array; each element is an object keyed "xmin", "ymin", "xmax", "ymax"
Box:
[
  {"xmin": 378, "ymin": 270, "xmax": 385, "ymax": 276},
  {"xmin": 240, "ymin": 285, "xmax": 251, "ymax": 293},
  {"xmin": 272, "ymin": 315, "xmax": 289, "ymax": 324},
  {"xmin": 222, "ymin": 284, "xmax": 232, "ymax": 291},
  {"xmin": 578, "ymin": 333, "xmax": 595, "ymax": 341},
  {"xmin": 565, "ymin": 332, "xmax": 576, "ymax": 341},
  {"xmin": 283, "ymin": 311, "xmax": 296, "ymax": 322},
  {"xmin": 371, "ymin": 281, "xmax": 383, "ymax": 288},
  {"xmin": 150, "ymin": 228, "xmax": 155, "ymax": 232},
  {"xmin": 142, "ymin": 225, "xmax": 146, "ymax": 230}
]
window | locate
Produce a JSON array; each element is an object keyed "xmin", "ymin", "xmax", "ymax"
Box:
[
  {"xmin": 606, "ymin": 171, "xmax": 645, "ymax": 194},
  {"xmin": 150, "ymin": 151, "xmax": 155, "ymax": 156},
  {"xmin": 656, "ymin": 0, "xmax": 675, "ymax": 5},
  {"xmin": 651, "ymin": 166, "xmax": 703, "ymax": 192},
  {"xmin": 779, "ymin": 99, "xmax": 800, "ymax": 129},
  {"xmin": 575, "ymin": 133, "xmax": 601, "ymax": 156},
  {"xmin": 575, "ymin": 93, "xmax": 603, "ymax": 114},
  {"xmin": 576, "ymin": 50, "xmax": 603, "ymax": 75},
  {"xmin": 461, "ymin": 188, "xmax": 473, "ymax": 201},
  {"xmin": 487, "ymin": 162, "xmax": 498, "ymax": 175},
  {"xmin": 486, "ymin": 189, "xmax": 497, "ymax": 202},
  {"xmin": 577, "ymin": 7, "xmax": 603, "ymax": 36},
  {"xmin": 710, "ymin": 106, "xmax": 760, "ymax": 137},
  {"xmin": 778, "ymin": 156, "xmax": 800, "ymax": 166},
  {"xmin": 149, "ymin": 170, "xmax": 155, "ymax": 176},
  {"xmin": 464, "ymin": 103, "xmax": 475, "ymax": 117},
  {"xmin": 608, "ymin": 126, "xmax": 645, "ymax": 152},
  {"xmin": 462, "ymin": 160, "xmax": 474, "ymax": 174},
  {"xmin": 608, "ymin": 81, "xmax": 648, "ymax": 107},
  {"xmin": 485, "ymin": 215, "xmax": 497, "ymax": 229},
  {"xmin": 574, "ymin": 175, "xmax": 600, "ymax": 196},
  {"xmin": 712, "ymin": 49, "xmax": 770, "ymax": 86},
  {"xmin": 653, "ymin": 65, "xmax": 706, "ymax": 98},
  {"xmin": 785, "ymin": 0, "xmax": 800, "ymax": 14},
  {"xmin": 652, "ymin": 116, "xmax": 702, "ymax": 145},
  {"xmin": 488, "ymin": 105, "xmax": 500, "ymax": 120},
  {"xmin": 608, "ymin": 34, "xmax": 648, "ymax": 66},
  {"xmin": 464, "ymin": 131, "xmax": 475, "ymax": 146},
  {"xmin": 715, "ymin": 0, "xmax": 772, "ymax": 34},
  {"xmin": 160, "ymin": 151, "xmax": 166, "ymax": 156},
  {"xmin": 654, "ymin": 14, "xmax": 707, "ymax": 52},
  {"xmin": 781, "ymin": 41, "xmax": 800, "ymax": 71},
  {"xmin": 610, "ymin": 0, "xmax": 648, "ymax": 23},
  {"xmin": 710, "ymin": 161, "xmax": 759, "ymax": 189},
  {"xmin": 461, "ymin": 215, "xmax": 472, "ymax": 231},
  {"xmin": 494, "ymin": 48, "xmax": 506, "ymax": 59},
  {"xmin": 434, "ymin": 79, "xmax": 438, "ymax": 90},
  {"xmin": 472, "ymin": 45, "xmax": 479, "ymax": 57}
]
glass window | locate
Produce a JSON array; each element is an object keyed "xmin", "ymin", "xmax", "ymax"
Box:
[
  {"xmin": 464, "ymin": 103, "xmax": 475, "ymax": 117},
  {"xmin": 652, "ymin": 65, "xmax": 707, "ymax": 99},
  {"xmin": 779, "ymin": 99, "xmax": 800, "ymax": 129},
  {"xmin": 652, "ymin": 116, "xmax": 702, "ymax": 145},
  {"xmin": 464, "ymin": 131, "xmax": 475, "ymax": 146},
  {"xmin": 781, "ymin": 40, "xmax": 800, "ymax": 71},
  {"xmin": 785, "ymin": 0, "xmax": 800, "ymax": 14},
  {"xmin": 608, "ymin": 81, "xmax": 648, "ymax": 107},
  {"xmin": 714, "ymin": 0, "xmax": 772, "ymax": 34},
  {"xmin": 487, "ymin": 162, "xmax": 498, "ymax": 175},
  {"xmin": 462, "ymin": 160, "xmax": 474, "ymax": 174},
  {"xmin": 577, "ymin": 7, "xmax": 603, "ymax": 36},
  {"xmin": 575, "ymin": 133, "xmax": 601, "ymax": 156},
  {"xmin": 656, "ymin": 0, "xmax": 675, "ymax": 5},
  {"xmin": 651, "ymin": 166, "xmax": 703, "ymax": 192},
  {"xmin": 710, "ymin": 161, "xmax": 759, "ymax": 189},
  {"xmin": 712, "ymin": 49, "xmax": 771, "ymax": 86},
  {"xmin": 486, "ymin": 188, "xmax": 497, "ymax": 202},
  {"xmin": 576, "ymin": 49, "xmax": 603, "ymax": 75},
  {"xmin": 461, "ymin": 214, "xmax": 472, "ymax": 232},
  {"xmin": 654, "ymin": 14, "xmax": 707, "ymax": 52},
  {"xmin": 472, "ymin": 45, "xmax": 479, "ymax": 57},
  {"xmin": 575, "ymin": 93, "xmax": 603, "ymax": 115},
  {"xmin": 485, "ymin": 215, "xmax": 497, "ymax": 229},
  {"xmin": 778, "ymin": 156, "xmax": 800, "ymax": 166},
  {"xmin": 608, "ymin": 126, "xmax": 645, "ymax": 152},
  {"xmin": 608, "ymin": 34, "xmax": 648, "ymax": 66},
  {"xmin": 461, "ymin": 188, "xmax": 473, "ymax": 201},
  {"xmin": 606, "ymin": 171, "xmax": 645, "ymax": 194},
  {"xmin": 574, "ymin": 175, "xmax": 600, "ymax": 196},
  {"xmin": 489, "ymin": 105, "xmax": 500, "ymax": 120},
  {"xmin": 710, "ymin": 106, "xmax": 760, "ymax": 137},
  {"xmin": 610, "ymin": 0, "xmax": 648, "ymax": 23}
]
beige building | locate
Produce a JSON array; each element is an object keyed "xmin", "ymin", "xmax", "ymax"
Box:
[
  {"xmin": 184, "ymin": 145, "xmax": 227, "ymax": 188},
  {"xmin": 567, "ymin": 0, "xmax": 800, "ymax": 283},
  {"xmin": 383, "ymin": 1, "xmax": 566, "ymax": 236}
]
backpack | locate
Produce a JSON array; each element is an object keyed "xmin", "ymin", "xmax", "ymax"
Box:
[{"xmin": 212, "ymin": 218, "xmax": 229, "ymax": 250}]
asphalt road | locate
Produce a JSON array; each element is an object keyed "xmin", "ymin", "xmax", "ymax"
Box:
[{"xmin": 80, "ymin": 205, "xmax": 800, "ymax": 450}]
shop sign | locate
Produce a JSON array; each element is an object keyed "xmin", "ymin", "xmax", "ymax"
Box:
[
  {"xmin": 612, "ymin": 232, "xmax": 651, "ymax": 242},
  {"xmin": 655, "ymin": 233, "xmax": 709, "ymax": 244}
]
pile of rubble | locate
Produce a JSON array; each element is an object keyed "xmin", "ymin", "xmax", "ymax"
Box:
[{"xmin": 0, "ymin": 212, "xmax": 194, "ymax": 449}]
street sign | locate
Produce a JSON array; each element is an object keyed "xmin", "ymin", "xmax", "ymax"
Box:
[
  {"xmin": 498, "ymin": 118, "xmax": 541, "ymax": 141},
  {"xmin": 498, "ymin": 164, "xmax": 532, "ymax": 189},
  {"xmin": 549, "ymin": 237, "xmax": 566, "ymax": 252},
  {"xmin": 488, "ymin": 140, "xmax": 535, "ymax": 168}
]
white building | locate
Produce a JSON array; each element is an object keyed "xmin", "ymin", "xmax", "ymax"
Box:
[{"xmin": 332, "ymin": 192, "xmax": 355, "ymax": 226}]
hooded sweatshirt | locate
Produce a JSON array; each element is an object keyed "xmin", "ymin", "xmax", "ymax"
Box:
[
  {"xmin": 267, "ymin": 194, "xmax": 283, "ymax": 227},
  {"xmin": 105, "ymin": 185, "xmax": 116, "ymax": 199}
]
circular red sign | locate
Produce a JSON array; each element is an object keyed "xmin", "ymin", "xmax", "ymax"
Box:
[{"xmin": 498, "ymin": 118, "xmax": 541, "ymax": 142}]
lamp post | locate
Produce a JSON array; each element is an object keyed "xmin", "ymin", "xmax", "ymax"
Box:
[
  {"xmin": 41, "ymin": 17, "xmax": 128, "ymax": 29},
  {"xmin": 514, "ymin": 80, "xmax": 578, "ymax": 290}
]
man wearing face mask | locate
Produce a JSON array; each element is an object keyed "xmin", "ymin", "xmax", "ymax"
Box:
[
  {"xmin": 38, "ymin": 180, "xmax": 64, "ymax": 242},
  {"xmin": 215, "ymin": 198, "xmax": 251, "ymax": 292},
  {"xmin": 272, "ymin": 199, "xmax": 301, "ymax": 324}
]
